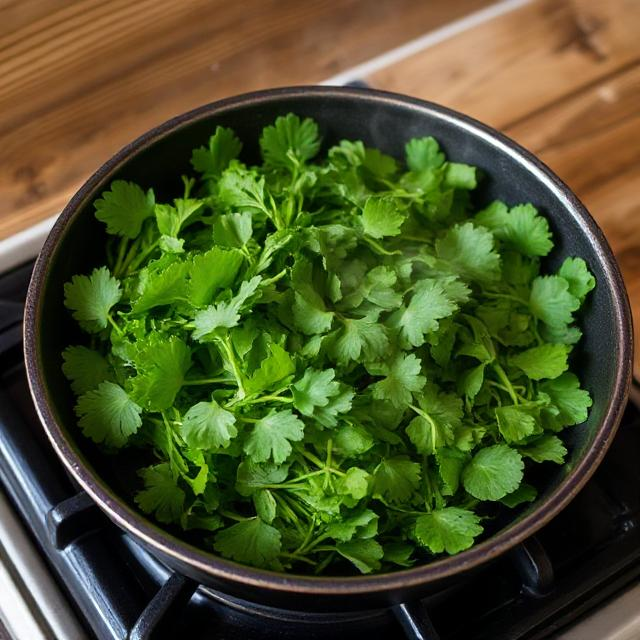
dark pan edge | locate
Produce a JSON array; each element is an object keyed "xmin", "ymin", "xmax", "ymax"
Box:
[{"xmin": 24, "ymin": 85, "xmax": 633, "ymax": 596}]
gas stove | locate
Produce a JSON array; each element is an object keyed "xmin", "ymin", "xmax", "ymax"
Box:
[{"xmin": 1, "ymin": 260, "xmax": 640, "ymax": 640}]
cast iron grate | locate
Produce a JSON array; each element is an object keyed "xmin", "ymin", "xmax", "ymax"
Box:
[{"xmin": 2, "ymin": 261, "xmax": 640, "ymax": 640}]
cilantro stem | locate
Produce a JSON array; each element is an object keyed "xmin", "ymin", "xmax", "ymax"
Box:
[
  {"xmin": 219, "ymin": 510, "xmax": 249, "ymax": 522},
  {"xmin": 239, "ymin": 394, "xmax": 293, "ymax": 406},
  {"xmin": 482, "ymin": 291, "xmax": 529, "ymax": 307},
  {"xmin": 363, "ymin": 236, "xmax": 402, "ymax": 256},
  {"xmin": 119, "ymin": 235, "xmax": 143, "ymax": 275},
  {"xmin": 314, "ymin": 551, "xmax": 336, "ymax": 575},
  {"xmin": 492, "ymin": 363, "xmax": 519, "ymax": 405},
  {"xmin": 219, "ymin": 336, "xmax": 246, "ymax": 398},
  {"xmin": 293, "ymin": 516, "xmax": 317, "ymax": 555},
  {"xmin": 299, "ymin": 450, "xmax": 327, "ymax": 469},
  {"xmin": 113, "ymin": 237, "xmax": 129, "ymax": 277},
  {"xmin": 531, "ymin": 320, "xmax": 543, "ymax": 345},
  {"xmin": 410, "ymin": 404, "xmax": 438, "ymax": 447},
  {"xmin": 182, "ymin": 377, "xmax": 234, "ymax": 386},
  {"xmin": 127, "ymin": 238, "xmax": 160, "ymax": 273},
  {"xmin": 107, "ymin": 313, "xmax": 122, "ymax": 335},
  {"xmin": 279, "ymin": 552, "xmax": 317, "ymax": 567}
]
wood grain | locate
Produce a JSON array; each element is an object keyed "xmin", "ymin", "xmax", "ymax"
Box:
[
  {"xmin": 368, "ymin": 0, "xmax": 640, "ymax": 130},
  {"xmin": 0, "ymin": 0, "xmax": 490, "ymax": 238}
]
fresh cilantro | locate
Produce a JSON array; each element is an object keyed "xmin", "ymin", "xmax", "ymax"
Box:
[
  {"xmin": 243, "ymin": 410, "xmax": 305, "ymax": 464},
  {"xmin": 135, "ymin": 463, "xmax": 185, "ymax": 524},
  {"xmin": 510, "ymin": 343, "xmax": 569, "ymax": 380},
  {"xmin": 213, "ymin": 517, "xmax": 281, "ymax": 568},
  {"xmin": 61, "ymin": 114, "xmax": 594, "ymax": 576},
  {"xmin": 361, "ymin": 197, "xmax": 406, "ymax": 239},
  {"xmin": 75, "ymin": 381, "xmax": 142, "ymax": 447},
  {"xmin": 62, "ymin": 346, "xmax": 113, "ymax": 394},
  {"xmin": 64, "ymin": 267, "xmax": 121, "ymax": 332},
  {"xmin": 182, "ymin": 400, "xmax": 237, "ymax": 450},
  {"xmin": 414, "ymin": 507, "xmax": 483, "ymax": 554},
  {"xmin": 94, "ymin": 180, "xmax": 155, "ymax": 239},
  {"xmin": 462, "ymin": 444, "xmax": 524, "ymax": 501}
]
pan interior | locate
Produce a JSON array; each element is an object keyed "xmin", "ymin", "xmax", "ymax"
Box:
[{"xmin": 31, "ymin": 89, "xmax": 628, "ymax": 589}]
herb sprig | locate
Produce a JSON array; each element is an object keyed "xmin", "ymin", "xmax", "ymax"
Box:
[{"xmin": 61, "ymin": 114, "xmax": 593, "ymax": 574}]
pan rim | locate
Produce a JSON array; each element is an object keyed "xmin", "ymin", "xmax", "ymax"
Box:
[{"xmin": 24, "ymin": 85, "xmax": 633, "ymax": 596}]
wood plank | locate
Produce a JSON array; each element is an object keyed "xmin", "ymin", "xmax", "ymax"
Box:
[
  {"xmin": 368, "ymin": 0, "xmax": 640, "ymax": 130},
  {"xmin": 0, "ymin": 0, "xmax": 491, "ymax": 238}
]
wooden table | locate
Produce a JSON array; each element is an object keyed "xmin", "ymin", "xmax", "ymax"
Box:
[{"xmin": 2, "ymin": 0, "xmax": 639, "ymax": 373}]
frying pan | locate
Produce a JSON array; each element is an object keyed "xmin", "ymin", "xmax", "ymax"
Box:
[{"xmin": 24, "ymin": 86, "xmax": 632, "ymax": 611}]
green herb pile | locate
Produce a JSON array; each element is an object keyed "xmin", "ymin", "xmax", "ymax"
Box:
[{"xmin": 61, "ymin": 114, "xmax": 594, "ymax": 575}]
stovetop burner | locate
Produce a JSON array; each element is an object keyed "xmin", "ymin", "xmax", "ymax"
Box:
[{"xmin": 2, "ymin": 260, "xmax": 640, "ymax": 640}]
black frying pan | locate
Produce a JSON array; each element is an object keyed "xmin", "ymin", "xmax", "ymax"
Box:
[{"xmin": 24, "ymin": 87, "xmax": 632, "ymax": 611}]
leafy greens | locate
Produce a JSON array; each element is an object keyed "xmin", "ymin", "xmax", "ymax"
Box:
[{"xmin": 61, "ymin": 114, "xmax": 594, "ymax": 575}]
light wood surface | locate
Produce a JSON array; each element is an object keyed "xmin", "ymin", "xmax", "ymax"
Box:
[
  {"xmin": 0, "ymin": 0, "xmax": 489, "ymax": 239},
  {"xmin": 2, "ymin": 0, "xmax": 640, "ymax": 372}
]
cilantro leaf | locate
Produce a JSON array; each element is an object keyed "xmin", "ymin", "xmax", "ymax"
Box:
[
  {"xmin": 245, "ymin": 343, "xmax": 295, "ymax": 395},
  {"xmin": 193, "ymin": 277, "xmax": 262, "ymax": 340},
  {"xmin": 477, "ymin": 202, "xmax": 553, "ymax": 257},
  {"xmin": 337, "ymin": 468, "xmax": 371, "ymax": 499},
  {"xmin": 214, "ymin": 517, "xmax": 281, "ymax": 568},
  {"xmin": 369, "ymin": 353, "xmax": 426, "ymax": 409},
  {"xmin": 75, "ymin": 381, "xmax": 142, "ymax": 447},
  {"xmin": 191, "ymin": 126, "xmax": 242, "ymax": 178},
  {"xmin": 292, "ymin": 368, "xmax": 339, "ymax": 415},
  {"xmin": 328, "ymin": 315, "xmax": 389, "ymax": 364},
  {"xmin": 62, "ymin": 346, "xmax": 112, "ymax": 394},
  {"xmin": 390, "ymin": 278, "xmax": 458, "ymax": 348},
  {"xmin": 182, "ymin": 399, "xmax": 237, "ymax": 450},
  {"xmin": 510, "ymin": 343, "xmax": 569, "ymax": 380},
  {"xmin": 530, "ymin": 275, "xmax": 579, "ymax": 327},
  {"xmin": 500, "ymin": 483, "xmax": 537, "ymax": 508},
  {"xmin": 336, "ymin": 539, "xmax": 383, "ymax": 574},
  {"xmin": 444, "ymin": 163, "xmax": 477, "ymax": 190},
  {"xmin": 414, "ymin": 508, "xmax": 483, "ymax": 554},
  {"xmin": 129, "ymin": 335, "xmax": 192, "ymax": 411},
  {"xmin": 64, "ymin": 267, "xmax": 121, "ymax": 332},
  {"xmin": 236, "ymin": 460, "xmax": 289, "ymax": 496},
  {"xmin": 495, "ymin": 405, "xmax": 539, "ymax": 443},
  {"xmin": 405, "ymin": 136, "xmax": 445, "ymax": 171},
  {"xmin": 540, "ymin": 373, "xmax": 592, "ymax": 428},
  {"xmin": 436, "ymin": 222, "xmax": 501, "ymax": 282},
  {"xmin": 260, "ymin": 113, "xmax": 320, "ymax": 171},
  {"xmin": 213, "ymin": 211, "xmax": 253, "ymax": 249},
  {"xmin": 361, "ymin": 197, "xmax": 406, "ymax": 239},
  {"xmin": 135, "ymin": 463, "xmax": 185, "ymax": 524},
  {"xmin": 132, "ymin": 260, "xmax": 189, "ymax": 314},
  {"xmin": 94, "ymin": 180, "xmax": 155, "ymax": 239},
  {"xmin": 462, "ymin": 444, "xmax": 524, "ymax": 501},
  {"xmin": 188, "ymin": 247, "xmax": 244, "ymax": 307},
  {"xmin": 519, "ymin": 434, "xmax": 567, "ymax": 464},
  {"xmin": 373, "ymin": 457, "xmax": 421, "ymax": 503},
  {"xmin": 326, "ymin": 509, "xmax": 378, "ymax": 542},
  {"xmin": 406, "ymin": 384, "xmax": 462, "ymax": 455},
  {"xmin": 243, "ymin": 410, "xmax": 305, "ymax": 464},
  {"xmin": 558, "ymin": 257, "xmax": 596, "ymax": 302}
]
